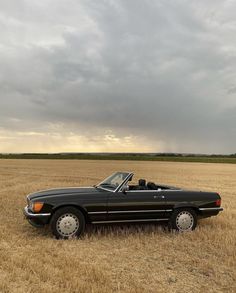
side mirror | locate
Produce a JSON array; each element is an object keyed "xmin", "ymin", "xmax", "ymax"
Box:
[{"xmin": 121, "ymin": 185, "xmax": 129, "ymax": 194}]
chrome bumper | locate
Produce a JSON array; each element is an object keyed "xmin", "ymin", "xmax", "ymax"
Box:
[
  {"xmin": 24, "ymin": 206, "xmax": 51, "ymax": 218},
  {"xmin": 199, "ymin": 207, "xmax": 223, "ymax": 211}
]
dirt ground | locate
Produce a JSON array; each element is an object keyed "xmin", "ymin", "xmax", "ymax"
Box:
[{"xmin": 0, "ymin": 159, "xmax": 235, "ymax": 293}]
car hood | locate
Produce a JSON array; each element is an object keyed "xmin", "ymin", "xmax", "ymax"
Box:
[{"xmin": 28, "ymin": 187, "xmax": 98, "ymax": 200}]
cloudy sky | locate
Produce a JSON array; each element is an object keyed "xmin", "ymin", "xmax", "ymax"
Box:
[{"xmin": 0, "ymin": 0, "xmax": 235, "ymax": 154}]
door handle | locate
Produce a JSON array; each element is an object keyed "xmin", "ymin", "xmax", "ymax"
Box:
[{"xmin": 154, "ymin": 195, "xmax": 165, "ymax": 199}]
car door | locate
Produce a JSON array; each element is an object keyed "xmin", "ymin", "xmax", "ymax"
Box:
[
  {"xmin": 83, "ymin": 189, "xmax": 111, "ymax": 223},
  {"xmin": 107, "ymin": 189, "xmax": 169, "ymax": 222}
]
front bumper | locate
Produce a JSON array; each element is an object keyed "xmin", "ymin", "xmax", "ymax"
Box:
[{"xmin": 23, "ymin": 206, "xmax": 51, "ymax": 225}]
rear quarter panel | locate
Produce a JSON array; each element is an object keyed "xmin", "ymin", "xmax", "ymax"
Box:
[{"xmin": 164, "ymin": 190, "xmax": 220, "ymax": 210}]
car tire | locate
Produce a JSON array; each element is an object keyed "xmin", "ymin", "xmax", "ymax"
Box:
[
  {"xmin": 169, "ymin": 208, "xmax": 197, "ymax": 232},
  {"xmin": 50, "ymin": 207, "xmax": 85, "ymax": 239}
]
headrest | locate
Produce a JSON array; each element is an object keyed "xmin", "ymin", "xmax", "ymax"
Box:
[
  {"xmin": 138, "ymin": 179, "xmax": 146, "ymax": 186},
  {"xmin": 147, "ymin": 182, "xmax": 157, "ymax": 190}
]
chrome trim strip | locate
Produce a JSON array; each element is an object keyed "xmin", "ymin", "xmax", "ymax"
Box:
[
  {"xmin": 162, "ymin": 189, "xmax": 182, "ymax": 192},
  {"xmin": 199, "ymin": 207, "xmax": 223, "ymax": 211},
  {"xmin": 124, "ymin": 190, "xmax": 181, "ymax": 193},
  {"xmin": 108, "ymin": 209, "xmax": 172, "ymax": 214},
  {"xmin": 88, "ymin": 211, "xmax": 107, "ymax": 214},
  {"xmin": 91, "ymin": 218, "xmax": 169, "ymax": 224},
  {"xmin": 88, "ymin": 209, "xmax": 172, "ymax": 215},
  {"xmin": 124, "ymin": 190, "xmax": 160, "ymax": 193},
  {"xmin": 24, "ymin": 206, "xmax": 51, "ymax": 217}
]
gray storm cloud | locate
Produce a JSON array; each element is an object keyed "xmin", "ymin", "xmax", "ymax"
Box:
[{"xmin": 0, "ymin": 0, "xmax": 235, "ymax": 153}]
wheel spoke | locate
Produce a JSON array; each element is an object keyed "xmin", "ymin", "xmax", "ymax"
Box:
[
  {"xmin": 56, "ymin": 213, "xmax": 79, "ymax": 237},
  {"xmin": 176, "ymin": 211, "xmax": 194, "ymax": 231}
]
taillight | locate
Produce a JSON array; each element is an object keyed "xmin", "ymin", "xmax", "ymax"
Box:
[{"xmin": 216, "ymin": 199, "xmax": 221, "ymax": 206}]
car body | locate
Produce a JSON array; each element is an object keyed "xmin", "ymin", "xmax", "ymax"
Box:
[{"xmin": 24, "ymin": 171, "xmax": 223, "ymax": 238}]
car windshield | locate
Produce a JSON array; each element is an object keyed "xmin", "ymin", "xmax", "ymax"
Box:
[{"xmin": 97, "ymin": 172, "xmax": 130, "ymax": 191}]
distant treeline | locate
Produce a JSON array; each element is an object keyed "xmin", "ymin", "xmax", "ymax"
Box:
[{"xmin": 0, "ymin": 153, "xmax": 236, "ymax": 163}]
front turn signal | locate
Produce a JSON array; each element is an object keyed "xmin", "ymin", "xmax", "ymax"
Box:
[{"xmin": 33, "ymin": 202, "xmax": 44, "ymax": 213}]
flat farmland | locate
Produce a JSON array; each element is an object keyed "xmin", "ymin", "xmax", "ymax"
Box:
[{"xmin": 0, "ymin": 160, "xmax": 235, "ymax": 293}]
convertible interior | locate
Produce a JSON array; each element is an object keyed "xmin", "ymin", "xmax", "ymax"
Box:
[{"xmin": 128, "ymin": 179, "xmax": 174, "ymax": 191}]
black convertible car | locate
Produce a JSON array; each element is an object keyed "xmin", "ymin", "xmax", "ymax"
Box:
[{"xmin": 24, "ymin": 172, "xmax": 223, "ymax": 239}]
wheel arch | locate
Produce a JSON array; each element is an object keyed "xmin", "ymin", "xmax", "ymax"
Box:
[
  {"xmin": 51, "ymin": 204, "xmax": 89, "ymax": 223},
  {"xmin": 173, "ymin": 203, "xmax": 200, "ymax": 214}
]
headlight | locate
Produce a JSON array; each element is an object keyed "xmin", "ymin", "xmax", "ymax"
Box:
[{"xmin": 32, "ymin": 202, "xmax": 44, "ymax": 213}]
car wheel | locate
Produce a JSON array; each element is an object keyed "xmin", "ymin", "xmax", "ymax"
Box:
[
  {"xmin": 169, "ymin": 208, "xmax": 197, "ymax": 232},
  {"xmin": 50, "ymin": 207, "xmax": 85, "ymax": 239}
]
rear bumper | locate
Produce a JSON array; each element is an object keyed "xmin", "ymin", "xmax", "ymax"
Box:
[
  {"xmin": 23, "ymin": 206, "xmax": 51, "ymax": 225},
  {"xmin": 199, "ymin": 207, "xmax": 223, "ymax": 217},
  {"xmin": 199, "ymin": 207, "xmax": 223, "ymax": 212}
]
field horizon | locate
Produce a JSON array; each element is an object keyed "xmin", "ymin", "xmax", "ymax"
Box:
[
  {"xmin": 0, "ymin": 159, "xmax": 235, "ymax": 292},
  {"xmin": 0, "ymin": 152, "xmax": 236, "ymax": 164}
]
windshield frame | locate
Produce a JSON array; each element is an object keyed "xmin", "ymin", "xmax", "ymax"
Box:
[{"xmin": 96, "ymin": 172, "xmax": 133, "ymax": 192}]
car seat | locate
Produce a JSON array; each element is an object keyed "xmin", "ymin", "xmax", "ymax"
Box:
[
  {"xmin": 138, "ymin": 179, "xmax": 147, "ymax": 190},
  {"xmin": 147, "ymin": 182, "xmax": 157, "ymax": 190}
]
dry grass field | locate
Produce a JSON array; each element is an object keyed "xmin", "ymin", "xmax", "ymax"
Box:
[{"xmin": 0, "ymin": 159, "xmax": 235, "ymax": 293}]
